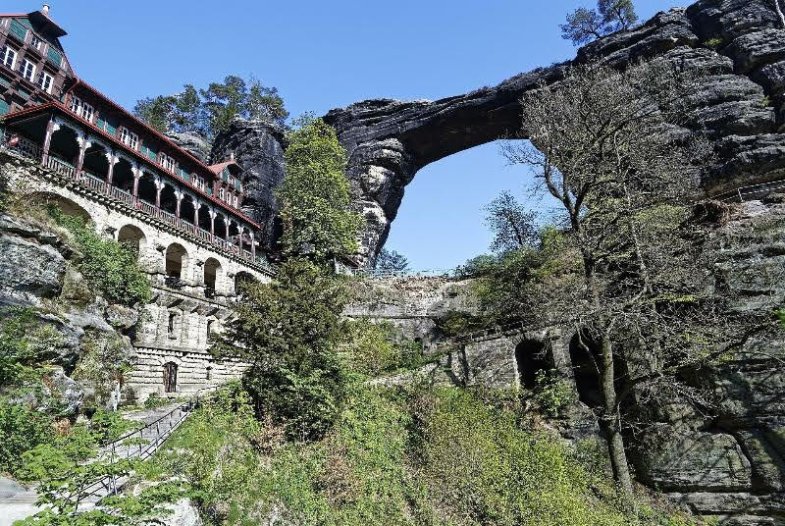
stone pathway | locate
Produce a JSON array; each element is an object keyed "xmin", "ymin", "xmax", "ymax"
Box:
[{"xmin": 0, "ymin": 402, "xmax": 192, "ymax": 526}]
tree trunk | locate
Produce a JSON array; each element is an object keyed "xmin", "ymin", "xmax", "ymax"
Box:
[{"xmin": 600, "ymin": 335, "xmax": 634, "ymax": 496}]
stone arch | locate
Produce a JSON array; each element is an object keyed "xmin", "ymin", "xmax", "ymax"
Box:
[
  {"xmin": 28, "ymin": 191, "xmax": 93, "ymax": 224},
  {"xmin": 165, "ymin": 243, "xmax": 188, "ymax": 280},
  {"xmin": 117, "ymin": 224, "xmax": 146, "ymax": 256},
  {"xmin": 203, "ymin": 258, "xmax": 221, "ymax": 297},
  {"xmin": 515, "ymin": 338, "xmax": 553, "ymax": 390},
  {"xmin": 81, "ymin": 141, "xmax": 110, "ymax": 181},
  {"xmin": 48, "ymin": 124, "xmax": 80, "ymax": 166},
  {"xmin": 568, "ymin": 332, "xmax": 603, "ymax": 409}
]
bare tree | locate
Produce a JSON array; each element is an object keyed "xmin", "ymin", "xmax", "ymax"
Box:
[{"xmin": 504, "ymin": 61, "xmax": 716, "ymax": 496}]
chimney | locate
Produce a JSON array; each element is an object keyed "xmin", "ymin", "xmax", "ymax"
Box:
[{"xmin": 41, "ymin": 4, "xmax": 50, "ymax": 16}]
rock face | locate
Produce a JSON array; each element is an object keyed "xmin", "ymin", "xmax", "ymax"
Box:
[
  {"xmin": 166, "ymin": 131, "xmax": 211, "ymax": 164},
  {"xmin": 323, "ymin": 0, "xmax": 785, "ymax": 264},
  {"xmin": 210, "ymin": 119, "xmax": 287, "ymax": 251}
]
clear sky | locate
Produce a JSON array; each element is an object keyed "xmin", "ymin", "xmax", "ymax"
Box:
[{"xmin": 8, "ymin": 0, "xmax": 685, "ymax": 270}]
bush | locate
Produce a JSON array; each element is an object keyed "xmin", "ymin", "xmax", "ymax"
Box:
[
  {"xmin": 0, "ymin": 401, "xmax": 54, "ymax": 475},
  {"xmin": 0, "ymin": 307, "xmax": 60, "ymax": 389},
  {"xmin": 48, "ymin": 207, "xmax": 151, "ymax": 306},
  {"xmin": 343, "ymin": 320, "xmax": 425, "ymax": 377}
]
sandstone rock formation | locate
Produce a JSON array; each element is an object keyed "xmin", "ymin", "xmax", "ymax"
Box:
[
  {"xmin": 322, "ymin": 0, "xmax": 785, "ymax": 264},
  {"xmin": 210, "ymin": 119, "xmax": 286, "ymax": 251}
]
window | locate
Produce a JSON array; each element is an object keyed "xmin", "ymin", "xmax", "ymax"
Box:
[
  {"xmin": 219, "ymin": 187, "xmax": 225, "ymax": 200},
  {"xmin": 0, "ymin": 45, "xmax": 17, "ymax": 69},
  {"xmin": 38, "ymin": 70, "xmax": 53, "ymax": 93},
  {"xmin": 19, "ymin": 59, "xmax": 35, "ymax": 82},
  {"xmin": 194, "ymin": 176, "xmax": 207, "ymax": 192},
  {"xmin": 120, "ymin": 128, "xmax": 139, "ymax": 150},
  {"xmin": 30, "ymin": 35, "xmax": 44, "ymax": 52},
  {"xmin": 159, "ymin": 153, "xmax": 176, "ymax": 173},
  {"xmin": 69, "ymin": 96, "xmax": 94, "ymax": 123}
]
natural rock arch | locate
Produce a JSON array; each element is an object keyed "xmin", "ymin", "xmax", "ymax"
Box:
[{"xmin": 322, "ymin": 0, "xmax": 785, "ymax": 264}]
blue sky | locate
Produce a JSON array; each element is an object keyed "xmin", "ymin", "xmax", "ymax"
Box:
[{"xmin": 9, "ymin": 0, "xmax": 684, "ymax": 269}]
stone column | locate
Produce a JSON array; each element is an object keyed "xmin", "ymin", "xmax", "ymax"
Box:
[
  {"xmin": 193, "ymin": 200, "xmax": 201, "ymax": 228},
  {"xmin": 105, "ymin": 153, "xmax": 119, "ymax": 189},
  {"xmin": 237, "ymin": 227, "xmax": 244, "ymax": 250},
  {"xmin": 154, "ymin": 177, "xmax": 164, "ymax": 208},
  {"xmin": 224, "ymin": 218, "xmax": 230, "ymax": 240},
  {"xmin": 41, "ymin": 117, "xmax": 59, "ymax": 162},
  {"xmin": 75, "ymin": 135, "xmax": 91, "ymax": 175},
  {"xmin": 132, "ymin": 167, "xmax": 143, "ymax": 200},
  {"xmin": 175, "ymin": 191, "xmax": 184, "ymax": 219},
  {"xmin": 209, "ymin": 209, "xmax": 216, "ymax": 236},
  {"xmin": 251, "ymin": 231, "xmax": 257, "ymax": 258}
]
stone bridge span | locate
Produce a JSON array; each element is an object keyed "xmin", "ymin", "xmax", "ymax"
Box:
[{"xmin": 324, "ymin": 0, "xmax": 785, "ymax": 263}]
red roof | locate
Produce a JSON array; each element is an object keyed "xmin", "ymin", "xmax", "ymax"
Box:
[
  {"xmin": 3, "ymin": 103, "xmax": 262, "ymax": 230},
  {"xmin": 208, "ymin": 160, "xmax": 243, "ymax": 175}
]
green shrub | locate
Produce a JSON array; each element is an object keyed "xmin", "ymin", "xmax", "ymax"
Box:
[
  {"xmin": 48, "ymin": 207, "xmax": 151, "ymax": 306},
  {"xmin": 343, "ymin": 320, "xmax": 426, "ymax": 377},
  {"xmin": 532, "ymin": 369, "xmax": 578, "ymax": 418},
  {"xmin": 0, "ymin": 401, "xmax": 54, "ymax": 475},
  {"xmin": 0, "ymin": 307, "xmax": 63, "ymax": 390},
  {"xmin": 147, "ymin": 384, "xmax": 697, "ymax": 526}
]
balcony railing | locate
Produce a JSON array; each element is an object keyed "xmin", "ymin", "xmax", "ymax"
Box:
[{"xmin": 3, "ymin": 139, "xmax": 274, "ymax": 275}]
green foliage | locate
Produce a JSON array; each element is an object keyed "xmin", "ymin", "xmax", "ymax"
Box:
[
  {"xmin": 12, "ymin": 414, "xmax": 182, "ymax": 526},
  {"xmin": 143, "ymin": 392, "xmax": 169, "ymax": 410},
  {"xmin": 0, "ymin": 401, "xmax": 54, "ymax": 475},
  {"xmin": 134, "ymin": 76, "xmax": 288, "ymax": 138},
  {"xmin": 278, "ymin": 118, "xmax": 362, "ymax": 262},
  {"xmin": 531, "ymin": 369, "xmax": 578, "ymax": 418},
  {"xmin": 88, "ymin": 409, "xmax": 139, "ymax": 446},
  {"xmin": 48, "ymin": 207, "xmax": 151, "ymax": 306},
  {"xmin": 71, "ymin": 332, "xmax": 131, "ymax": 410},
  {"xmin": 561, "ymin": 0, "xmax": 638, "ymax": 45},
  {"xmin": 217, "ymin": 259, "xmax": 348, "ymax": 440},
  {"xmin": 0, "ymin": 307, "xmax": 61, "ymax": 389},
  {"xmin": 148, "ymin": 383, "xmax": 694, "ymax": 525},
  {"xmin": 343, "ymin": 319, "xmax": 425, "ymax": 377}
]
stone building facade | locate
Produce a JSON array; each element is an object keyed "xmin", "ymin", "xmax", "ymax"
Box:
[{"xmin": 1, "ymin": 150, "xmax": 273, "ymax": 401}]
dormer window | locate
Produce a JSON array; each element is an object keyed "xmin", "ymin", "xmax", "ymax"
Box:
[
  {"xmin": 159, "ymin": 153, "xmax": 176, "ymax": 173},
  {"xmin": 120, "ymin": 128, "xmax": 139, "ymax": 150},
  {"xmin": 70, "ymin": 96, "xmax": 94, "ymax": 123},
  {"xmin": 19, "ymin": 59, "xmax": 35, "ymax": 82},
  {"xmin": 0, "ymin": 45, "xmax": 17, "ymax": 69},
  {"xmin": 30, "ymin": 35, "xmax": 44, "ymax": 52}
]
